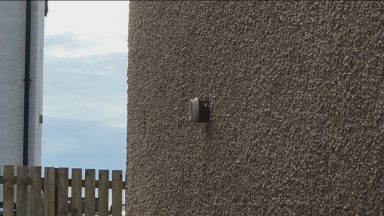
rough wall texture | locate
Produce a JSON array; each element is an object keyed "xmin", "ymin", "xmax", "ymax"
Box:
[{"xmin": 127, "ymin": 2, "xmax": 384, "ymax": 215}]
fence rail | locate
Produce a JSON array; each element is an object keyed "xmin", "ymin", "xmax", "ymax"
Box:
[{"xmin": 0, "ymin": 165, "xmax": 125, "ymax": 216}]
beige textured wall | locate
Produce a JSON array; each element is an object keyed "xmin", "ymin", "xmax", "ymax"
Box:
[{"xmin": 127, "ymin": 2, "xmax": 384, "ymax": 215}]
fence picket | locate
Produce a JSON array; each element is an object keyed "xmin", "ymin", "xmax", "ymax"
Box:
[
  {"xmin": 85, "ymin": 169, "xmax": 95, "ymax": 216},
  {"xmin": 30, "ymin": 166, "xmax": 42, "ymax": 216},
  {"xmin": 98, "ymin": 170, "xmax": 109, "ymax": 216},
  {"xmin": 71, "ymin": 168, "xmax": 82, "ymax": 216},
  {"xmin": 16, "ymin": 166, "xmax": 28, "ymax": 216},
  {"xmin": 112, "ymin": 170, "xmax": 122, "ymax": 216},
  {"xmin": 3, "ymin": 165, "xmax": 14, "ymax": 216},
  {"xmin": 44, "ymin": 167, "xmax": 56, "ymax": 216},
  {"xmin": 0, "ymin": 166, "xmax": 124, "ymax": 216},
  {"xmin": 57, "ymin": 168, "xmax": 68, "ymax": 216}
]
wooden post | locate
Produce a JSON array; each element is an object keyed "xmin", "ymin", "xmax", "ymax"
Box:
[
  {"xmin": 57, "ymin": 168, "xmax": 68, "ymax": 216},
  {"xmin": 44, "ymin": 167, "xmax": 55, "ymax": 216},
  {"xmin": 30, "ymin": 166, "xmax": 42, "ymax": 216},
  {"xmin": 112, "ymin": 170, "xmax": 122, "ymax": 216},
  {"xmin": 16, "ymin": 166, "xmax": 28, "ymax": 216},
  {"xmin": 98, "ymin": 170, "xmax": 109, "ymax": 216},
  {"xmin": 71, "ymin": 168, "xmax": 82, "ymax": 216},
  {"xmin": 85, "ymin": 169, "xmax": 95, "ymax": 216},
  {"xmin": 3, "ymin": 165, "xmax": 14, "ymax": 216}
]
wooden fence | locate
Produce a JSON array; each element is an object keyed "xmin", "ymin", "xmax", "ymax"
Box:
[{"xmin": 0, "ymin": 165, "xmax": 125, "ymax": 216}]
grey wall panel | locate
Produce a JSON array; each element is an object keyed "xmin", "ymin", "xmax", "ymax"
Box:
[
  {"xmin": 0, "ymin": 1, "xmax": 26, "ymax": 165},
  {"xmin": 127, "ymin": 2, "xmax": 384, "ymax": 215}
]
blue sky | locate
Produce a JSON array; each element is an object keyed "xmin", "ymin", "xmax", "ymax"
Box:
[{"xmin": 42, "ymin": 1, "xmax": 129, "ymax": 171}]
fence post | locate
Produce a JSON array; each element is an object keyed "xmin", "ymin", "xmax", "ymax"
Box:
[
  {"xmin": 44, "ymin": 167, "xmax": 55, "ymax": 216},
  {"xmin": 57, "ymin": 168, "xmax": 68, "ymax": 216},
  {"xmin": 16, "ymin": 166, "xmax": 28, "ymax": 216},
  {"xmin": 112, "ymin": 170, "xmax": 122, "ymax": 216},
  {"xmin": 30, "ymin": 166, "xmax": 42, "ymax": 216},
  {"xmin": 71, "ymin": 168, "xmax": 82, "ymax": 216},
  {"xmin": 98, "ymin": 170, "xmax": 109, "ymax": 216},
  {"xmin": 85, "ymin": 169, "xmax": 95, "ymax": 216},
  {"xmin": 3, "ymin": 165, "xmax": 14, "ymax": 216}
]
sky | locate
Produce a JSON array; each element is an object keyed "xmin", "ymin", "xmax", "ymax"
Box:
[{"xmin": 42, "ymin": 1, "xmax": 129, "ymax": 171}]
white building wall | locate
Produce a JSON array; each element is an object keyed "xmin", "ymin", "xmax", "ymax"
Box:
[
  {"xmin": 29, "ymin": 0, "xmax": 45, "ymax": 166},
  {"xmin": 0, "ymin": 1, "xmax": 26, "ymax": 166},
  {"xmin": 0, "ymin": 1, "xmax": 45, "ymax": 166},
  {"xmin": 0, "ymin": 0, "xmax": 45, "ymax": 206}
]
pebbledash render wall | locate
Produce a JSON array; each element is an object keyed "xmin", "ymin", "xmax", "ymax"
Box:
[{"xmin": 127, "ymin": 2, "xmax": 384, "ymax": 215}]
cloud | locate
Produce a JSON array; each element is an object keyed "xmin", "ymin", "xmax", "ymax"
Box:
[
  {"xmin": 43, "ymin": 53, "xmax": 127, "ymax": 128},
  {"xmin": 45, "ymin": 1, "xmax": 129, "ymax": 58},
  {"xmin": 42, "ymin": 1, "xmax": 128, "ymax": 171},
  {"xmin": 44, "ymin": 33, "xmax": 93, "ymax": 48},
  {"xmin": 45, "ymin": 34, "xmax": 127, "ymax": 59}
]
